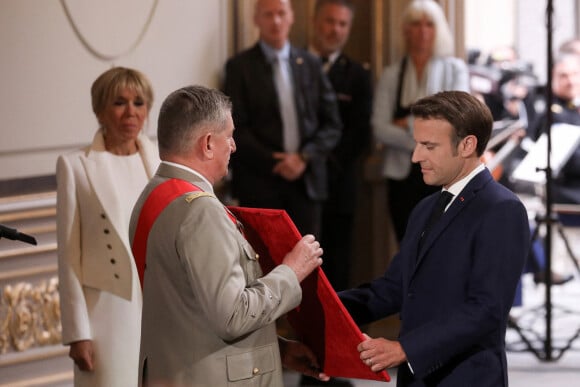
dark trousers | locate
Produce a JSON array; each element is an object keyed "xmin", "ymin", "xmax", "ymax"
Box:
[{"xmin": 321, "ymin": 211, "xmax": 353, "ymax": 291}]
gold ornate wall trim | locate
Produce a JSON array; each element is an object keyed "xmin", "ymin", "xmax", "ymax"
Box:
[
  {"xmin": 0, "ymin": 346, "xmax": 68, "ymax": 368},
  {"xmin": 0, "ymin": 244, "xmax": 57, "ymax": 262},
  {"xmin": 0, "ymin": 277, "xmax": 61, "ymax": 354},
  {"xmin": 0, "ymin": 264, "xmax": 57, "ymax": 282},
  {"xmin": 439, "ymin": 0, "xmax": 465, "ymax": 58},
  {"xmin": 60, "ymin": 0, "xmax": 159, "ymax": 61},
  {"xmin": 233, "ymin": 0, "xmax": 259, "ymax": 53},
  {"xmin": 0, "ymin": 371, "xmax": 73, "ymax": 387},
  {"xmin": 371, "ymin": 0, "xmax": 384, "ymax": 81},
  {"xmin": 0, "ymin": 208, "xmax": 56, "ymax": 224}
]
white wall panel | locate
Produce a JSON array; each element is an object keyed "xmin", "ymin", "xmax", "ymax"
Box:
[{"xmin": 0, "ymin": 0, "xmax": 229, "ymax": 180}]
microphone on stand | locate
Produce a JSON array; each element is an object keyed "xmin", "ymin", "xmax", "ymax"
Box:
[{"xmin": 0, "ymin": 224, "xmax": 37, "ymax": 245}]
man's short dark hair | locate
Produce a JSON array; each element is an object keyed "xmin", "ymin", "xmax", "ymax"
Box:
[
  {"xmin": 314, "ymin": 0, "xmax": 355, "ymax": 15},
  {"xmin": 411, "ymin": 91, "xmax": 493, "ymax": 157}
]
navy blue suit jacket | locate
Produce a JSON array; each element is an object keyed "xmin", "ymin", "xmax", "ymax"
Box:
[
  {"xmin": 340, "ymin": 168, "xmax": 530, "ymax": 386},
  {"xmin": 325, "ymin": 53, "xmax": 372, "ymax": 213}
]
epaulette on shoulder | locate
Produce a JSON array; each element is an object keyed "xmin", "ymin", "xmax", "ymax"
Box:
[{"xmin": 185, "ymin": 192, "xmax": 215, "ymax": 203}]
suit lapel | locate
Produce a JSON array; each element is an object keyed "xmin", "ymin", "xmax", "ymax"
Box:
[
  {"xmin": 328, "ymin": 55, "xmax": 358, "ymax": 105},
  {"xmin": 83, "ymin": 130, "xmax": 158, "ymax": 242},
  {"xmin": 327, "ymin": 54, "xmax": 347, "ymax": 90},
  {"xmin": 413, "ymin": 169, "xmax": 493, "ymax": 272},
  {"xmin": 83, "ymin": 151, "xmax": 125, "ymax": 240},
  {"xmin": 289, "ymin": 46, "xmax": 306, "ymax": 121},
  {"xmin": 251, "ymin": 44, "xmax": 277, "ymax": 105}
]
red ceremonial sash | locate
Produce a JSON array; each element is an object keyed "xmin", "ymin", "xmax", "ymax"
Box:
[
  {"xmin": 132, "ymin": 179, "xmax": 201, "ymax": 288},
  {"xmin": 132, "ymin": 178, "xmax": 242, "ymax": 289}
]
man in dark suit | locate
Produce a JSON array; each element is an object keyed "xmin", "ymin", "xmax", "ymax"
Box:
[
  {"xmin": 339, "ymin": 91, "xmax": 530, "ymax": 386},
  {"xmin": 224, "ymin": 0, "xmax": 341, "ymax": 237},
  {"xmin": 309, "ymin": 0, "xmax": 372, "ymax": 292},
  {"xmin": 533, "ymin": 53, "xmax": 580, "ymax": 204}
]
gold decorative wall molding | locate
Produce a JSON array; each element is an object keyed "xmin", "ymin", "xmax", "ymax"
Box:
[
  {"xmin": 60, "ymin": 0, "xmax": 159, "ymax": 61},
  {"xmin": 0, "ymin": 278, "xmax": 61, "ymax": 354},
  {"xmin": 0, "ymin": 370, "xmax": 73, "ymax": 387},
  {"xmin": 233, "ymin": 0, "xmax": 259, "ymax": 53}
]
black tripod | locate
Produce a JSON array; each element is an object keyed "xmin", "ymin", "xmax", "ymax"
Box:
[
  {"xmin": 507, "ymin": 210, "xmax": 580, "ymax": 360},
  {"xmin": 507, "ymin": 0, "xmax": 580, "ymax": 361},
  {"xmin": 531, "ymin": 211, "xmax": 580, "ymax": 278}
]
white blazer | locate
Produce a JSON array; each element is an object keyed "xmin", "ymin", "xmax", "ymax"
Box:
[{"xmin": 56, "ymin": 130, "xmax": 159, "ymax": 343}]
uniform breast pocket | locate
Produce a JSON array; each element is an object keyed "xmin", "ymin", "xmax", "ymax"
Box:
[
  {"xmin": 241, "ymin": 237, "xmax": 263, "ymax": 283},
  {"xmin": 226, "ymin": 344, "xmax": 276, "ymax": 385}
]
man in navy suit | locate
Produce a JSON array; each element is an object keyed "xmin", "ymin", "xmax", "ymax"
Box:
[
  {"xmin": 340, "ymin": 91, "xmax": 530, "ymax": 386},
  {"xmin": 309, "ymin": 0, "xmax": 373, "ymax": 293},
  {"xmin": 223, "ymin": 0, "xmax": 341, "ymax": 237}
]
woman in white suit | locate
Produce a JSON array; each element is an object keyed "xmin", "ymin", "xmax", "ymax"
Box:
[
  {"xmin": 372, "ymin": 0, "xmax": 470, "ymax": 242},
  {"xmin": 56, "ymin": 67, "xmax": 159, "ymax": 386}
]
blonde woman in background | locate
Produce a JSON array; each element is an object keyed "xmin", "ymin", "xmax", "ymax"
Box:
[
  {"xmin": 57, "ymin": 67, "xmax": 159, "ymax": 386},
  {"xmin": 373, "ymin": 0, "xmax": 470, "ymax": 242}
]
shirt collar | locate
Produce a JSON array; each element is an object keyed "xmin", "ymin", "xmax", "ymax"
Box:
[
  {"xmin": 445, "ymin": 163, "xmax": 486, "ymax": 198},
  {"xmin": 308, "ymin": 45, "xmax": 340, "ymax": 68},
  {"xmin": 161, "ymin": 161, "xmax": 214, "ymax": 193},
  {"xmin": 260, "ymin": 40, "xmax": 291, "ymax": 63}
]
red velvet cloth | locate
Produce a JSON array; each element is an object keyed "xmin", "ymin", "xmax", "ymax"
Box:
[{"xmin": 228, "ymin": 206, "xmax": 390, "ymax": 382}]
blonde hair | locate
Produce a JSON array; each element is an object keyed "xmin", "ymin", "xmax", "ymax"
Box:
[
  {"xmin": 400, "ymin": 0, "xmax": 454, "ymax": 57},
  {"xmin": 91, "ymin": 67, "xmax": 154, "ymax": 118}
]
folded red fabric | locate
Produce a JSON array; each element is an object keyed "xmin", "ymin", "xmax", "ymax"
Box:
[{"xmin": 228, "ymin": 206, "xmax": 390, "ymax": 382}]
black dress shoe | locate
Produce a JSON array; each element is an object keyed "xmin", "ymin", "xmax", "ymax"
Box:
[
  {"xmin": 533, "ymin": 271, "xmax": 574, "ymax": 285},
  {"xmin": 300, "ymin": 375, "xmax": 354, "ymax": 386}
]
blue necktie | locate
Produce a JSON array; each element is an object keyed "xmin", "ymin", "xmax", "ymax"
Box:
[{"xmin": 273, "ymin": 54, "xmax": 300, "ymax": 152}]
